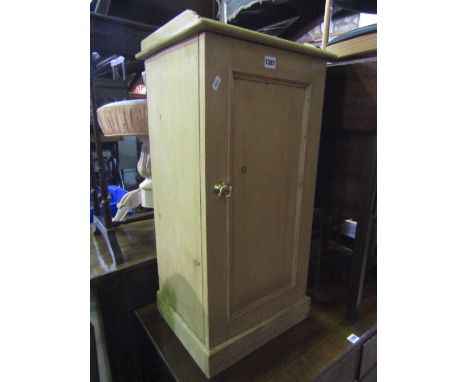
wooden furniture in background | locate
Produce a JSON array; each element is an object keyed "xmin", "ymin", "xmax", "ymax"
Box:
[
  {"xmin": 326, "ymin": 32, "xmax": 377, "ymax": 60},
  {"xmin": 313, "ymin": 57, "xmax": 377, "ymax": 321},
  {"xmin": 91, "ymin": 219, "xmax": 158, "ymax": 382},
  {"xmin": 138, "ymin": 10, "xmax": 335, "ymax": 377}
]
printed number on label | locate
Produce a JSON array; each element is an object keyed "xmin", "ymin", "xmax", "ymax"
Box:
[{"xmin": 264, "ymin": 56, "xmax": 277, "ymax": 69}]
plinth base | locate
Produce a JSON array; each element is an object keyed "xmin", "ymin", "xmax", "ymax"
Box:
[{"xmin": 157, "ymin": 294, "xmax": 311, "ymax": 378}]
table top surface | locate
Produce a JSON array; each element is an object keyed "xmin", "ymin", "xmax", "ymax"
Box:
[
  {"xmin": 90, "ymin": 219, "xmax": 156, "ymax": 281},
  {"xmin": 136, "ymin": 285, "xmax": 376, "ymax": 381}
]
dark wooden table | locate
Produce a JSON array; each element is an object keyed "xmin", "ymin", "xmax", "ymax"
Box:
[
  {"xmin": 136, "ymin": 284, "xmax": 376, "ymax": 382},
  {"xmin": 314, "ymin": 57, "xmax": 377, "ymax": 321},
  {"xmin": 91, "ymin": 218, "xmax": 156, "ymax": 281},
  {"xmin": 90, "ymin": 192, "xmax": 377, "ymax": 382},
  {"xmin": 91, "ymin": 219, "xmax": 159, "ymax": 382}
]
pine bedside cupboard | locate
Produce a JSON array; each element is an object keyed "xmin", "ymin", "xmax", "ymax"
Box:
[{"xmin": 136, "ymin": 10, "xmax": 336, "ymax": 377}]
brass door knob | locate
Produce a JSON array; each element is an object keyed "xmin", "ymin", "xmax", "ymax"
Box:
[{"xmin": 213, "ymin": 181, "xmax": 233, "ymax": 199}]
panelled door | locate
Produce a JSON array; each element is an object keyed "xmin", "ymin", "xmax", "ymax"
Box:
[{"xmin": 201, "ymin": 32, "xmax": 326, "ymax": 346}]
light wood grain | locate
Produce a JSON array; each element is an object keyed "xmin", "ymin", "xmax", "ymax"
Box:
[
  {"xmin": 229, "ymin": 73, "xmax": 305, "ymax": 318},
  {"xmin": 145, "ymin": 29, "xmax": 327, "ymax": 377},
  {"xmin": 145, "ymin": 35, "xmax": 205, "ymax": 341},
  {"xmin": 326, "ymin": 32, "xmax": 377, "ymax": 60},
  {"xmin": 158, "ymin": 291, "xmax": 311, "ymax": 377},
  {"xmin": 201, "ymin": 32, "xmax": 326, "ymax": 347},
  {"xmin": 137, "ymin": 10, "xmax": 336, "ymax": 61}
]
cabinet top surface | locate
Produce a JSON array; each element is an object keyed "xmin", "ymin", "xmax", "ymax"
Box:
[{"xmin": 136, "ymin": 10, "xmax": 337, "ymax": 62}]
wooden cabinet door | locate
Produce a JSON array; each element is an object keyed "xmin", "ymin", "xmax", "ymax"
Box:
[{"xmin": 201, "ymin": 32, "xmax": 326, "ymax": 346}]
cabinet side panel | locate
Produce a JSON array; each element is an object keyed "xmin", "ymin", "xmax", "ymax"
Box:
[
  {"xmin": 198, "ymin": 33, "xmax": 210, "ymax": 347},
  {"xmin": 145, "ymin": 36, "xmax": 204, "ymax": 341}
]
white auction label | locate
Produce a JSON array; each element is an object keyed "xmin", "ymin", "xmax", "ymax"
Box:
[
  {"xmin": 264, "ymin": 56, "xmax": 277, "ymax": 69},
  {"xmin": 212, "ymin": 75, "xmax": 222, "ymax": 91},
  {"xmin": 347, "ymin": 333, "xmax": 360, "ymax": 344}
]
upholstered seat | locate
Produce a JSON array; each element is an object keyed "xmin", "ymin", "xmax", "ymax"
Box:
[{"xmin": 97, "ymin": 99, "xmax": 148, "ymax": 137}]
